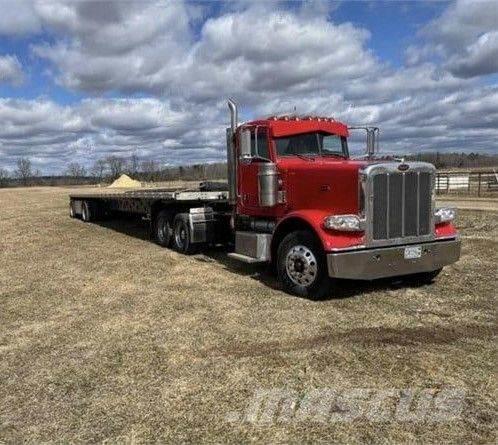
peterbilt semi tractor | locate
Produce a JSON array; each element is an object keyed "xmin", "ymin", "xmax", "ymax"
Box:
[{"xmin": 69, "ymin": 99, "xmax": 461, "ymax": 298}]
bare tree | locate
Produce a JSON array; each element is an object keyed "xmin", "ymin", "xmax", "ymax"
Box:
[
  {"xmin": 0, "ymin": 168, "xmax": 9, "ymax": 187},
  {"xmin": 141, "ymin": 159, "xmax": 158, "ymax": 182},
  {"xmin": 15, "ymin": 157, "xmax": 33, "ymax": 185},
  {"xmin": 66, "ymin": 162, "xmax": 86, "ymax": 178},
  {"xmin": 128, "ymin": 154, "xmax": 140, "ymax": 176},
  {"xmin": 106, "ymin": 156, "xmax": 125, "ymax": 180},
  {"xmin": 91, "ymin": 158, "xmax": 107, "ymax": 182}
]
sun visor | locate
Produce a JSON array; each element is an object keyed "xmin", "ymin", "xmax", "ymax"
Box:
[{"xmin": 270, "ymin": 120, "xmax": 349, "ymax": 138}]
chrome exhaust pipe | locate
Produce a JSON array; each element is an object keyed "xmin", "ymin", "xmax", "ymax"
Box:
[
  {"xmin": 228, "ymin": 98, "xmax": 238, "ymax": 132},
  {"xmin": 227, "ymin": 98, "xmax": 238, "ymax": 204}
]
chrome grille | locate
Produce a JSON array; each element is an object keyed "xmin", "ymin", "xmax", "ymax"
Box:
[{"xmin": 366, "ymin": 163, "xmax": 435, "ymax": 245}]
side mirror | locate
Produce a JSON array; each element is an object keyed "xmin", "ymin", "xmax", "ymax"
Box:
[{"xmin": 240, "ymin": 130, "xmax": 251, "ymax": 158}]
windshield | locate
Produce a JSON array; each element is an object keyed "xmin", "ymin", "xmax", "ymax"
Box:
[{"xmin": 275, "ymin": 132, "xmax": 348, "ymax": 158}]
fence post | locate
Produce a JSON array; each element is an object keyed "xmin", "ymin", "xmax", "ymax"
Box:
[{"xmin": 477, "ymin": 172, "xmax": 481, "ymax": 197}]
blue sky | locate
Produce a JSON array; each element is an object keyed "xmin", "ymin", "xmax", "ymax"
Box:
[{"xmin": 0, "ymin": 0, "xmax": 496, "ymax": 174}]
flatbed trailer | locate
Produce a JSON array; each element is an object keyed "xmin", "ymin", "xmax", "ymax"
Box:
[{"xmin": 69, "ymin": 186, "xmax": 234, "ymax": 254}]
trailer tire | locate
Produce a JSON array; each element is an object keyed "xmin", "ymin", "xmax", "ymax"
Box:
[
  {"xmin": 277, "ymin": 230, "xmax": 331, "ymax": 300},
  {"xmin": 153, "ymin": 210, "xmax": 173, "ymax": 247},
  {"xmin": 69, "ymin": 201, "xmax": 76, "ymax": 218},
  {"xmin": 81, "ymin": 201, "xmax": 92, "ymax": 222},
  {"xmin": 172, "ymin": 213, "xmax": 197, "ymax": 255}
]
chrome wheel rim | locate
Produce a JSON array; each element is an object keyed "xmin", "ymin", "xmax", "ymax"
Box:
[{"xmin": 285, "ymin": 245, "xmax": 317, "ymax": 286}]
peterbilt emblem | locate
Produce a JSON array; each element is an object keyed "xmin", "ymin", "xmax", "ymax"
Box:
[{"xmin": 398, "ymin": 163, "xmax": 409, "ymax": 171}]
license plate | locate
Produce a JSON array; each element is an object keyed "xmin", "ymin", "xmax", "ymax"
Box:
[{"xmin": 404, "ymin": 246, "xmax": 422, "ymax": 259}]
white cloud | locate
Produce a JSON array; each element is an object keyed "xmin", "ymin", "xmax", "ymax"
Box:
[
  {"xmin": 32, "ymin": 0, "xmax": 193, "ymax": 93},
  {"xmin": 30, "ymin": 1, "xmax": 377, "ymax": 102},
  {"xmin": 446, "ymin": 31, "xmax": 498, "ymax": 78},
  {"xmin": 418, "ymin": 0, "xmax": 498, "ymax": 78},
  {"xmin": 0, "ymin": 55, "xmax": 24, "ymax": 85},
  {"xmin": 0, "ymin": 1, "xmax": 41, "ymax": 35},
  {"xmin": 0, "ymin": 97, "xmax": 229, "ymax": 173},
  {"xmin": 0, "ymin": 0, "xmax": 496, "ymax": 173}
]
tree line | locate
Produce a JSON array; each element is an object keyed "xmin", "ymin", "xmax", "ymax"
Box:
[
  {"xmin": 405, "ymin": 152, "xmax": 498, "ymax": 169},
  {"xmin": 0, "ymin": 152, "xmax": 497, "ymax": 188},
  {"xmin": 0, "ymin": 155, "xmax": 228, "ymax": 187}
]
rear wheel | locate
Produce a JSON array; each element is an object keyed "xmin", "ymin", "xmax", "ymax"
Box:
[
  {"xmin": 277, "ymin": 230, "xmax": 331, "ymax": 299},
  {"xmin": 172, "ymin": 213, "xmax": 197, "ymax": 254},
  {"xmin": 81, "ymin": 201, "xmax": 91, "ymax": 222},
  {"xmin": 69, "ymin": 201, "xmax": 76, "ymax": 218},
  {"xmin": 153, "ymin": 210, "xmax": 173, "ymax": 247}
]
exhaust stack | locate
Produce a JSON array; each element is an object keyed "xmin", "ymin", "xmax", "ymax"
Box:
[
  {"xmin": 228, "ymin": 98, "xmax": 238, "ymax": 132},
  {"xmin": 226, "ymin": 99, "xmax": 238, "ymax": 204}
]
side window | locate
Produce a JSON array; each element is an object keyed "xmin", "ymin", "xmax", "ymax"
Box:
[{"xmin": 250, "ymin": 127, "xmax": 269, "ymax": 159}]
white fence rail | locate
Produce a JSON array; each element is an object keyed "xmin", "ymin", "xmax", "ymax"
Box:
[{"xmin": 435, "ymin": 171, "xmax": 498, "ymax": 196}]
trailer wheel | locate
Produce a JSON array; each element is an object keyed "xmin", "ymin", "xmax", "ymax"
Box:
[
  {"xmin": 172, "ymin": 213, "xmax": 197, "ymax": 254},
  {"xmin": 277, "ymin": 230, "xmax": 330, "ymax": 300},
  {"xmin": 81, "ymin": 201, "xmax": 92, "ymax": 222},
  {"xmin": 153, "ymin": 210, "xmax": 173, "ymax": 247},
  {"xmin": 69, "ymin": 201, "xmax": 76, "ymax": 218}
]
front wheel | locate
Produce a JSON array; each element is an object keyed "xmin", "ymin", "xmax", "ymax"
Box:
[{"xmin": 277, "ymin": 230, "xmax": 331, "ymax": 300}]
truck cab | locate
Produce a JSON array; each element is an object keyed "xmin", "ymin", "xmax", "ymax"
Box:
[{"xmin": 227, "ymin": 99, "xmax": 461, "ymax": 298}]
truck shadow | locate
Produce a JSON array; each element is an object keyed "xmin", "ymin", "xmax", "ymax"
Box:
[
  {"xmin": 200, "ymin": 248, "xmax": 420, "ymax": 300},
  {"xmin": 91, "ymin": 217, "xmax": 429, "ymax": 301}
]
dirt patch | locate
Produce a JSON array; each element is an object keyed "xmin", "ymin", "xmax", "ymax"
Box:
[{"xmin": 208, "ymin": 324, "xmax": 496, "ymax": 358}]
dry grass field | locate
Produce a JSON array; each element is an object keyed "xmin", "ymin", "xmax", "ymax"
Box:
[{"xmin": 0, "ymin": 187, "xmax": 496, "ymax": 443}]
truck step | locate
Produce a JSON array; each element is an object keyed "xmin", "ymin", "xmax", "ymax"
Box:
[{"xmin": 227, "ymin": 252, "xmax": 267, "ymax": 264}]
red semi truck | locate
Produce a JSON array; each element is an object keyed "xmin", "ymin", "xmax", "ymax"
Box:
[{"xmin": 69, "ymin": 99, "xmax": 461, "ymax": 298}]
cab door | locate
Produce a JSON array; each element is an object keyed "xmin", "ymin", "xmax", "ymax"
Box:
[{"xmin": 237, "ymin": 126, "xmax": 271, "ymax": 216}]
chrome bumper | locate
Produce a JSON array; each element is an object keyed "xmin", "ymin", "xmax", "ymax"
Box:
[{"xmin": 327, "ymin": 239, "xmax": 461, "ymax": 280}]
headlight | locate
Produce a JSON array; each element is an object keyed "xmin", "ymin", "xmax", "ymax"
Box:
[
  {"xmin": 323, "ymin": 214, "xmax": 365, "ymax": 231},
  {"xmin": 434, "ymin": 207, "xmax": 456, "ymax": 224}
]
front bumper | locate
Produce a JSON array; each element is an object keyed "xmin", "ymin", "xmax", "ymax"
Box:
[{"xmin": 327, "ymin": 239, "xmax": 461, "ymax": 280}]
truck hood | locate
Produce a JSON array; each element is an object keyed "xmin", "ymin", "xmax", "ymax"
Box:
[{"xmin": 277, "ymin": 158, "xmax": 368, "ymax": 215}]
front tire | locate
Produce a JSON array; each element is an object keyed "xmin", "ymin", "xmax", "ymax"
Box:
[{"xmin": 277, "ymin": 230, "xmax": 331, "ymax": 299}]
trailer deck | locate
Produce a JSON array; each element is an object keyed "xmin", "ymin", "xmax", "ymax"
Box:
[
  {"xmin": 69, "ymin": 187, "xmax": 230, "ymax": 217},
  {"xmin": 69, "ymin": 188, "xmax": 229, "ymax": 201}
]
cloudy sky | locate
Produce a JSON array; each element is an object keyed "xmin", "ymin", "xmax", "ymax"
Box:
[{"xmin": 0, "ymin": 0, "xmax": 497, "ymax": 174}]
